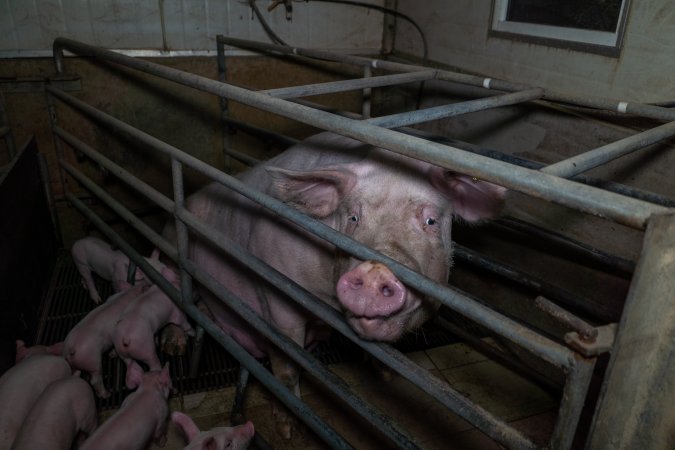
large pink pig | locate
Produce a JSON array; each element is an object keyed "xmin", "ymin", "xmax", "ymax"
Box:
[
  {"xmin": 63, "ymin": 283, "xmax": 148, "ymax": 398},
  {"xmin": 80, "ymin": 364, "xmax": 172, "ymax": 450},
  {"xmin": 171, "ymin": 412, "xmax": 254, "ymax": 450},
  {"xmin": 112, "ymin": 266, "xmax": 194, "ymax": 386},
  {"xmin": 0, "ymin": 354, "xmax": 72, "ymax": 450},
  {"xmin": 10, "ymin": 375, "xmax": 97, "ymax": 450},
  {"xmin": 14, "ymin": 339, "xmax": 64, "ymax": 364},
  {"xmin": 71, "ymin": 236, "xmax": 162, "ymax": 304},
  {"xmin": 163, "ymin": 132, "xmax": 506, "ymax": 435}
]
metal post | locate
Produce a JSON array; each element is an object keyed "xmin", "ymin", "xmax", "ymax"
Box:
[
  {"xmin": 362, "ymin": 66, "xmax": 372, "ymax": 119},
  {"xmin": 587, "ymin": 213, "xmax": 675, "ymax": 450}
]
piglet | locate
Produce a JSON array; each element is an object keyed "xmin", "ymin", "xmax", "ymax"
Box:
[
  {"xmin": 10, "ymin": 375, "xmax": 97, "ymax": 450},
  {"xmin": 14, "ymin": 339, "xmax": 64, "ymax": 364},
  {"xmin": 113, "ymin": 266, "xmax": 194, "ymax": 388},
  {"xmin": 71, "ymin": 236, "xmax": 159, "ymax": 304},
  {"xmin": 0, "ymin": 354, "xmax": 72, "ymax": 450},
  {"xmin": 172, "ymin": 412, "xmax": 254, "ymax": 450},
  {"xmin": 63, "ymin": 283, "xmax": 148, "ymax": 398},
  {"xmin": 80, "ymin": 364, "xmax": 172, "ymax": 450}
]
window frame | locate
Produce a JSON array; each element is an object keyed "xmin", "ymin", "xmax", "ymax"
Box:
[{"xmin": 489, "ymin": 0, "xmax": 632, "ymax": 57}]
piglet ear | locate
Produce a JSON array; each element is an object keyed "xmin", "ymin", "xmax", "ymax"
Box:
[
  {"xmin": 429, "ymin": 167, "xmax": 507, "ymax": 222},
  {"xmin": 171, "ymin": 411, "xmax": 201, "ymax": 443},
  {"xmin": 15, "ymin": 340, "xmax": 26, "ymax": 363},
  {"xmin": 267, "ymin": 166, "xmax": 357, "ymax": 218},
  {"xmin": 125, "ymin": 360, "xmax": 145, "ymax": 390}
]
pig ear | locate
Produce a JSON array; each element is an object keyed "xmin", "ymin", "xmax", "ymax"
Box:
[
  {"xmin": 171, "ymin": 411, "xmax": 201, "ymax": 443},
  {"xmin": 125, "ymin": 360, "xmax": 145, "ymax": 390},
  {"xmin": 267, "ymin": 167, "xmax": 357, "ymax": 218},
  {"xmin": 429, "ymin": 168, "xmax": 507, "ymax": 222}
]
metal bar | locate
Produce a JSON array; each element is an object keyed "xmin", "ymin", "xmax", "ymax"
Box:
[
  {"xmin": 542, "ymin": 119, "xmax": 675, "ymax": 177},
  {"xmin": 171, "ymin": 158, "xmax": 194, "ymax": 306},
  {"xmin": 534, "ymin": 296, "xmax": 598, "ymax": 342},
  {"xmin": 549, "ymin": 356, "xmax": 596, "ymax": 450},
  {"xmin": 216, "ymin": 32, "xmax": 232, "ymax": 173},
  {"xmin": 221, "ymin": 116, "xmax": 299, "ymax": 147},
  {"xmin": 367, "ymin": 88, "xmax": 544, "ymax": 129},
  {"xmin": 47, "ymin": 89, "xmax": 574, "ymax": 369},
  {"xmin": 64, "ymin": 192, "xmax": 355, "ymax": 450},
  {"xmin": 51, "ymin": 38, "xmax": 672, "ymax": 230},
  {"xmin": 261, "ymin": 70, "xmax": 437, "ymax": 99},
  {"xmin": 491, "ymin": 217, "xmax": 635, "ymax": 276},
  {"xmin": 215, "ymin": 36, "xmax": 675, "ymax": 123},
  {"xmin": 588, "ymin": 213, "xmax": 675, "ymax": 450},
  {"xmin": 453, "ymin": 244, "xmax": 619, "ymax": 323}
]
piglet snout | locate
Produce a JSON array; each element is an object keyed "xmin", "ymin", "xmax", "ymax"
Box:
[{"xmin": 337, "ymin": 261, "xmax": 406, "ymax": 318}]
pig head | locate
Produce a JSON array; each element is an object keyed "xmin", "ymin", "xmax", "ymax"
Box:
[{"xmin": 168, "ymin": 132, "xmax": 505, "ymax": 436}]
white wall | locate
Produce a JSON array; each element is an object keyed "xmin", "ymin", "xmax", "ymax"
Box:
[
  {"xmin": 394, "ymin": 0, "xmax": 675, "ymax": 102},
  {"xmin": 0, "ymin": 0, "xmax": 385, "ymax": 56}
]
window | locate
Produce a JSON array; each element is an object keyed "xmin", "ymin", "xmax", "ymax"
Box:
[{"xmin": 490, "ymin": 0, "xmax": 631, "ymax": 56}]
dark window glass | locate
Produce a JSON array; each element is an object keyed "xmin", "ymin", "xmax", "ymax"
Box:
[{"xmin": 506, "ymin": 0, "xmax": 623, "ymax": 32}]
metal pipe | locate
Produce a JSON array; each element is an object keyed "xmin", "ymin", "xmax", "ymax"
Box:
[
  {"xmin": 0, "ymin": 93, "xmax": 16, "ymax": 159},
  {"xmin": 453, "ymin": 244, "xmax": 619, "ymax": 323},
  {"xmin": 64, "ymin": 192, "xmax": 355, "ymax": 450},
  {"xmin": 542, "ymin": 119, "xmax": 675, "ymax": 177},
  {"xmin": 171, "ymin": 158, "xmax": 195, "ymax": 306},
  {"xmin": 550, "ymin": 355, "xmax": 596, "ymax": 450},
  {"xmin": 362, "ymin": 66, "xmax": 372, "ymax": 119},
  {"xmin": 367, "ymin": 88, "xmax": 544, "ymax": 128},
  {"xmin": 215, "ymin": 36, "xmax": 675, "ymax": 123},
  {"xmin": 261, "ymin": 70, "xmax": 437, "ymax": 99},
  {"xmin": 490, "ymin": 217, "xmax": 635, "ymax": 276},
  {"xmin": 534, "ymin": 296, "xmax": 598, "ymax": 342},
  {"xmin": 51, "ymin": 38, "xmax": 671, "ymax": 230}
]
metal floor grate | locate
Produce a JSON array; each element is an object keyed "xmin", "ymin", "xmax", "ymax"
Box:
[{"xmin": 35, "ymin": 250, "xmax": 460, "ymax": 410}]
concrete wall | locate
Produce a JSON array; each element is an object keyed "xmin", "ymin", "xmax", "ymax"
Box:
[{"xmin": 393, "ymin": 0, "xmax": 675, "ymax": 101}]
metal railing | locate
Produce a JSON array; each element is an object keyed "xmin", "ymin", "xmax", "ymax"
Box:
[{"xmin": 48, "ymin": 37, "xmax": 675, "ymax": 449}]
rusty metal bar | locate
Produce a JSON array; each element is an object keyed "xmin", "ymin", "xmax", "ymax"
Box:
[
  {"xmin": 535, "ymin": 296, "xmax": 598, "ymax": 342},
  {"xmin": 261, "ymin": 70, "xmax": 437, "ymax": 99}
]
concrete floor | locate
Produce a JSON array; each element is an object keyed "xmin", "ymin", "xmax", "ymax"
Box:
[{"xmin": 123, "ymin": 339, "xmax": 559, "ymax": 449}]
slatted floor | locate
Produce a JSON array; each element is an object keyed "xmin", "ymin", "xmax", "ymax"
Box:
[{"xmin": 35, "ymin": 250, "xmax": 461, "ymax": 411}]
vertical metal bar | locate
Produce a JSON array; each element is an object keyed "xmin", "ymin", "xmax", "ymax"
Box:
[
  {"xmin": 587, "ymin": 213, "xmax": 675, "ymax": 450},
  {"xmin": 362, "ymin": 65, "xmax": 372, "ymax": 119},
  {"xmin": 216, "ymin": 37, "xmax": 232, "ymax": 173},
  {"xmin": 171, "ymin": 157, "xmax": 193, "ymax": 306},
  {"xmin": 549, "ymin": 356, "xmax": 596, "ymax": 450},
  {"xmin": 36, "ymin": 151, "xmax": 63, "ymax": 248},
  {"xmin": 541, "ymin": 119, "xmax": 675, "ymax": 178}
]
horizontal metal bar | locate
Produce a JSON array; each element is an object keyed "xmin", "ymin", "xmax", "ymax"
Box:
[
  {"xmin": 60, "ymin": 137, "xmax": 538, "ymax": 449},
  {"xmin": 48, "ymin": 85, "xmax": 574, "ymax": 369},
  {"xmin": 64, "ymin": 192, "xmax": 355, "ymax": 450},
  {"xmin": 52, "ymin": 38, "xmax": 672, "ymax": 230},
  {"xmin": 542, "ymin": 119, "xmax": 675, "ymax": 177},
  {"xmin": 367, "ymin": 88, "xmax": 544, "ymax": 128},
  {"xmin": 453, "ymin": 244, "xmax": 619, "ymax": 323},
  {"xmin": 216, "ymin": 36, "xmax": 675, "ymax": 123},
  {"xmin": 262, "ymin": 70, "xmax": 437, "ymax": 99},
  {"xmin": 534, "ymin": 296, "xmax": 598, "ymax": 342},
  {"xmin": 221, "ymin": 115, "xmax": 300, "ymax": 147}
]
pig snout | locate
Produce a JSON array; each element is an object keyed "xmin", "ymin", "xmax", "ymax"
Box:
[{"xmin": 337, "ymin": 261, "xmax": 406, "ymax": 319}]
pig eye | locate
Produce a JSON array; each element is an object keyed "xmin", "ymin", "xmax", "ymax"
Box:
[
  {"xmin": 348, "ymin": 214, "xmax": 359, "ymax": 223},
  {"xmin": 425, "ymin": 217, "xmax": 437, "ymax": 226}
]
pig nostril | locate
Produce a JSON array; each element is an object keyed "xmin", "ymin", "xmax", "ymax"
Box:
[{"xmin": 381, "ymin": 284, "xmax": 393, "ymax": 297}]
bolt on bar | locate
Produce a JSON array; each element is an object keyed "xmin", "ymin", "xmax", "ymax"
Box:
[
  {"xmin": 542, "ymin": 119, "xmax": 675, "ymax": 178},
  {"xmin": 366, "ymin": 88, "xmax": 544, "ymax": 128},
  {"xmin": 56, "ymin": 126, "xmax": 539, "ymax": 450},
  {"xmin": 261, "ymin": 70, "xmax": 437, "ymax": 99},
  {"xmin": 47, "ymin": 84, "xmax": 574, "ymax": 369},
  {"xmin": 52, "ymin": 38, "xmax": 671, "ymax": 230}
]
